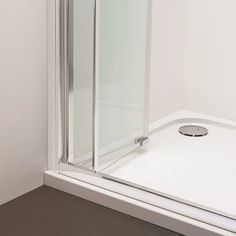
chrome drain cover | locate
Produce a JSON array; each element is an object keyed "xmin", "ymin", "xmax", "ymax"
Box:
[{"xmin": 179, "ymin": 125, "xmax": 208, "ymax": 137}]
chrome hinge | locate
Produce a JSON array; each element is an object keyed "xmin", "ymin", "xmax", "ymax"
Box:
[{"xmin": 135, "ymin": 136, "xmax": 149, "ymax": 146}]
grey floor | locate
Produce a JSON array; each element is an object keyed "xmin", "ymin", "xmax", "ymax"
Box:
[{"xmin": 0, "ymin": 186, "xmax": 183, "ymax": 236}]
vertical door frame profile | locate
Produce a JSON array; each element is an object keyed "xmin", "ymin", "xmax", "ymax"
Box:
[
  {"xmin": 144, "ymin": 0, "xmax": 153, "ymax": 138},
  {"xmin": 92, "ymin": 0, "xmax": 100, "ymax": 171},
  {"xmin": 68, "ymin": 0, "xmax": 74, "ymax": 164},
  {"xmin": 59, "ymin": 0, "xmax": 69, "ymax": 164}
]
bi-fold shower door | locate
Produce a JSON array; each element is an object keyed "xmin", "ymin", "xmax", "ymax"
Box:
[{"xmin": 60, "ymin": 0, "xmax": 152, "ymax": 172}]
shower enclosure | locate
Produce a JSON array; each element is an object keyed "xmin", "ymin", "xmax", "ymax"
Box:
[{"xmin": 56, "ymin": 0, "xmax": 236, "ymax": 233}]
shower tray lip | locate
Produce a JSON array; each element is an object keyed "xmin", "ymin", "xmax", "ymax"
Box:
[{"xmin": 45, "ymin": 170, "xmax": 236, "ymax": 236}]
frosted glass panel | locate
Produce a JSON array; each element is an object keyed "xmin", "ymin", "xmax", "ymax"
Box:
[{"xmin": 98, "ymin": 0, "xmax": 150, "ymax": 168}]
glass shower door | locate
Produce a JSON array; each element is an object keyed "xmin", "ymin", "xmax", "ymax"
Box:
[
  {"xmin": 59, "ymin": 0, "xmax": 151, "ymax": 172},
  {"xmin": 97, "ymin": 0, "xmax": 152, "ymax": 171}
]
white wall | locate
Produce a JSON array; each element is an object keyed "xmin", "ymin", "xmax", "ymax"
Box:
[
  {"xmin": 0, "ymin": 0, "xmax": 46, "ymax": 205},
  {"xmin": 184, "ymin": 0, "xmax": 236, "ymax": 121},
  {"xmin": 150, "ymin": 0, "xmax": 236, "ymax": 122},
  {"xmin": 149, "ymin": 0, "xmax": 186, "ymax": 122}
]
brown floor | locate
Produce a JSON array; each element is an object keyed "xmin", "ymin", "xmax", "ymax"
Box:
[{"xmin": 0, "ymin": 186, "xmax": 183, "ymax": 236}]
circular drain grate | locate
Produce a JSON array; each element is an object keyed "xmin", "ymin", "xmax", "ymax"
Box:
[{"xmin": 179, "ymin": 125, "xmax": 208, "ymax": 137}]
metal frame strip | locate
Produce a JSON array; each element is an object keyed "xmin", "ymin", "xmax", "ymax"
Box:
[
  {"xmin": 59, "ymin": 0, "xmax": 69, "ymax": 164},
  {"xmin": 92, "ymin": 0, "xmax": 99, "ymax": 171},
  {"xmin": 144, "ymin": 0, "xmax": 153, "ymax": 138}
]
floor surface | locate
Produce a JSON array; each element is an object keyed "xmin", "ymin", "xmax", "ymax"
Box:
[{"xmin": 0, "ymin": 186, "xmax": 182, "ymax": 236}]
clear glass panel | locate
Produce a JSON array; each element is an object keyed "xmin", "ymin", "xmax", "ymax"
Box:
[
  {"xmin": 69, "ymin": 0, "xmax": 95, "ymax": 168},
  {"xmin": 98, "ymin": 0, "xmax": 151, "ymax": 170},
  {"xmin": 65, "ymin": 0, "xmax": 151, "ymax": 171}
]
